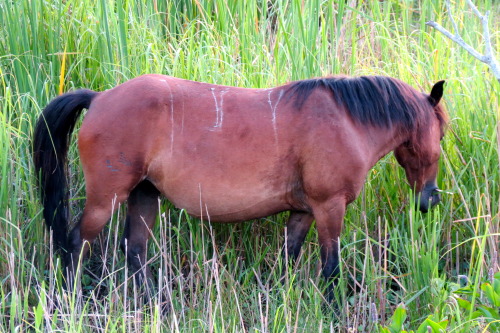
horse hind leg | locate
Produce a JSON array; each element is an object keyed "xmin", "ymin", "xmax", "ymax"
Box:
[
  {"xmin": 65, "ymin": 191, "xmax": 128, "ymax": 288},
  {"xmin": 65, "ymin": 167, "xmax": 144, "ymax": 289},
  {"xmin": 120, "ymin": 180, "xmax": 160, "ymax": 288}
]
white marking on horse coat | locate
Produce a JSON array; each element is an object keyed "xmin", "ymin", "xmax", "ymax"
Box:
[
  {"xmin": 268, "ymin": 89, "xmax": 284, "ymax": 144},
  {"xmin": 211, "ymin": 88, "xmax": 229, "ymax": 129},
  {"xmin": 174, "ymin": 81, "xmax": 186, "ymax": 135},
  {"xmin": 160, "ymin": 78, "xmax": 175, "ymax": 154}
]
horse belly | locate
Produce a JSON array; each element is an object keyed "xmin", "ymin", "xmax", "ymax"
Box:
[
  {"xmin": 146, "ymin": 151, "xmax": 290, "ymax": 222},
  {"xmin": 158, "ymin": 177, "xmax": 288, "ymax": 222}
]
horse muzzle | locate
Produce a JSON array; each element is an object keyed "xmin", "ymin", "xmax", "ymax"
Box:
[{"xmin": 417, "ymin": 182, "xmax": 441, "ymax": 213}]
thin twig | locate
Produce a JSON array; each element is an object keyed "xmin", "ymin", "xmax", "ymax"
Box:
[
  {"xmin": 466, "ymin": 0, "xmax": 483, "ymax": 18},
  {"xmin": 445, "ymin": 0, "xmax": 460, "ymax": 38}
]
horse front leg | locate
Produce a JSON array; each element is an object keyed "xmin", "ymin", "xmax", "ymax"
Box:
[
  {"xmin": 283, "ymin": 211, "xmax": 314, "ymax": 261},
  {"xmin": 311, "ymin": 196, "xmax": 346, "ymax": 305},
  {"xmin": 280, "ymin": 211, "xmax": 314, "ymax": 283}
]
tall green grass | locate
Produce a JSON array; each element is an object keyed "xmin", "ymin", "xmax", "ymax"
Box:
[{"xmin": 0, "ymin": 0, "xmax": 498, "ymax": 331}]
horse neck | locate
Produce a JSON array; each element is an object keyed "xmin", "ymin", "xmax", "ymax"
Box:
[{"xmin": 363, "ymin": 123, "xmax": 410, "ymax": 166}]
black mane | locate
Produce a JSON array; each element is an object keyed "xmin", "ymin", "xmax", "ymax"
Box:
[{"xmin": 286, "ymin": 76, "xmax": 428, "ymax": 129}]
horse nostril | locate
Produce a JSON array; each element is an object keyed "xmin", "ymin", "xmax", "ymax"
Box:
[
  {"xmin": 432, "ymin": 193, "xmax": 441, "ymax": 206},
  {"xmin": 429, "ymin": 188, "xmax": 441, "ymax": 207},
  {"xmin": 416, "ymin": 185, "xmax": 442, "ymax": 213}
]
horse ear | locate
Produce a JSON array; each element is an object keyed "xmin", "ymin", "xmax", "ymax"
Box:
[{"xmin": 429, "ymin": 80, "xmax": 445, "ymax": 107}]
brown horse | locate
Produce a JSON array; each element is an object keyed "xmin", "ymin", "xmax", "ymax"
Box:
[{"xmin": 33, "ymin": 75, "xmax": 447, "ymax": 302}]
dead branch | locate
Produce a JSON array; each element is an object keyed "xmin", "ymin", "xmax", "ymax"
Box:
[{"xmin": 426, "ymin": 0, "xmax": 499, "ymax": 83}]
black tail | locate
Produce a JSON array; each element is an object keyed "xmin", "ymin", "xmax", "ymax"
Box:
[{"xmin": 33, "ymin": 89, "xmax": 98, "ymax": 253}]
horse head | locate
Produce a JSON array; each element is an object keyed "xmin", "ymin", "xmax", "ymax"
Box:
[{"xmin": 394, "ymin": 80, "xmax": 447, "ymax": 213}]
